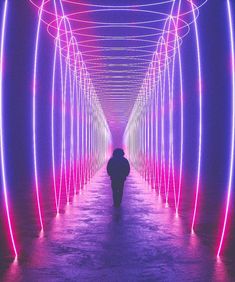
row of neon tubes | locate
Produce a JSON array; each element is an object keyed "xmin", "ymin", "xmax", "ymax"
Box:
[
  {"xmin": 124, "ymin": 0, "xmax": 235, "ymax": 257},
  {"xmin": 0, "ymin": 0, "xmax": 112, "ymax": 259}
]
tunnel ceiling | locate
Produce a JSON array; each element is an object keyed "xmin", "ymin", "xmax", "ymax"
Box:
[
  {"xmin": 71, "ymin": 1, "xmax": 173, "ymax": 135},
  {"xmin": 31, "ymin": 0, "xmax": 174, "ymax": 135}
]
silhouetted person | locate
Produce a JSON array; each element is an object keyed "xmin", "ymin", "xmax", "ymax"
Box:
[{"xmin": 107, "ymin": 148, "xmax": 130, "ymax": 207}]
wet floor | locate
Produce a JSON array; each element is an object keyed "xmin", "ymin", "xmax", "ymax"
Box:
[{"xmin": 1, "ymin": 169, "xmax": 234, "ymax": 281}]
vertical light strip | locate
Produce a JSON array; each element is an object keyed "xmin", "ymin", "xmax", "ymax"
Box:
[
  {"xmin": 32, "ymin": 0, "xmax": 45, "ymax": 231},
  {"xmin": 173, "ymin": 0, "xmax": 184, "ymax": 215},
  {"xmin": 52, "ymin": 1, "xmax": 66, "ymax": 213},
  {"xmin": 51, "ymin": 0, "xmax": 64, "ymax": 213},
  {"xmin": 0, "ymin": 0, "xmax": 18, "ymax": 258},
  {"xmin": 217, "ymin": 0, "xmax": 235, "ymax": 257},
  {"xmin": 191, "ymin": 1, "xmax": 203, "ymax": 233},
  {"xmin": 51, "ymin": 36, "xmax": 58, "ymax": 213},
  {"xmin": 155, "ymin": 72, "xmax": 160, "ymax": 193},
  {"xmin": 169, "ymin": 39, "xmax": 177, "ymax": 212},
  {"xmin": 176, "ymin": 36, "xmax": 184, "ymax": 216},
  {"xmin": 63, "ymin": 60, "xmax": 68, "ymax": 203},
  {"xmin": 169, "ymin": 1, "xmax": 183, "ymax": 215}
]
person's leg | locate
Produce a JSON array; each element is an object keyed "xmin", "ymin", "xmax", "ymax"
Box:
[
  {"xmin": 118, "ymin": 182, "xmax": 124, "ymax": 205},
  {"xmin": 116, "ymin": 181, "xmax": 124, "ymax": 206},
  {"xmin": 111, "ymin": 180, "xmax": 119, "ymax": 206}
]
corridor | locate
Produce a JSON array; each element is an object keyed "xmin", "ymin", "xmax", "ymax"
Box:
[
  {"xmin": 1, "ymin": 168, "xmax": 233, "ymax": 281},
  {"xmin": 0, "ymin": 0, "xmax": 235, "ymax": 280}
]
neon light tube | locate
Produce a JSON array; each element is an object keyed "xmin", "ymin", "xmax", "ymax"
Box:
[
  {"xmin": 32, "ymin": 0, "xmax": 46, "ymax": 230},
  {"xmin": 217, "ymin": 0, "xmax": 235, "ymax": 257},
  {"xmin": 0, "ymin": 0, "xmax": 18, "ymax": 258},
  {"xmin": 190, "ymin": 0, "xmax": 203, "ymax": 233}
]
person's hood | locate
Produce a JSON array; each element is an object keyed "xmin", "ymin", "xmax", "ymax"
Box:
[{"xmin": 113, "ymin": 148, "xmax": 124, "ymax": 157}]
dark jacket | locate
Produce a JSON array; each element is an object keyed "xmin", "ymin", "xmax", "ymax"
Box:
[{"xmin": 107, "ymin": 156, "xmax": 130, "ymax": 181}]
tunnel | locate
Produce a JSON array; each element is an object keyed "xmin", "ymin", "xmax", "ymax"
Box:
[{"xmin": 0, "ymin": 0, "xmax": 235, "ymax": 281}]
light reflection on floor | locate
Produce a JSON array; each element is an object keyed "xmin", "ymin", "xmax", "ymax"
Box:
[{"xmin": 2, "ymin": 168, "xmax": 233, "ymax": 281}]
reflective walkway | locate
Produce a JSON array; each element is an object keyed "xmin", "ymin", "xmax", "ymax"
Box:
[{"xmin": 2, "ymin": 168, "xmax": 233, "ymax": 281}]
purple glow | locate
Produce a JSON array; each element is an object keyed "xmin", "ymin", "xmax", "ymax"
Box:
[
  {"xmin": 32, "ymin": 0, "xmax": 45, "ymax": 231},
  {"xmin": 0, "ymin": 0, "xmax": 18, "ymax": 258},
  {"xmin": 32, "ymin": 0, "xmax": 111, "ymax": 224},
  {"xmin": 217, "ymin": 0, "xmax": 235, "ymax": 257},
  {"xmin": 2, "ymin": 0, "xmax": 233, "ymax": 261},
  {"xmin": 124, "ymin": 0, "xmax": 206, "ymax": 234},
  {"xmin": 190, "ymin": 0, "xmax": 203, "ymax": 233}
]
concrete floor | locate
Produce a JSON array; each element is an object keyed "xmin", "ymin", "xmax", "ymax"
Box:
[{"xmin": 1, "ymin": 169, "xmax": 234, "ymax": 281}]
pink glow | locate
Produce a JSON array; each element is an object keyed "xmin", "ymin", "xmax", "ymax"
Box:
[
  {"xmin": 217, "ymin": 0, "xmax": 235, "ymax": 257},
  {"xmin": 51, "ymin": 35, "xmax": 59, "ymax": 212},
  {"xmin": 0, "ymin": 0, "xmax": 18, "ymax": 258},
  {"xmin": 33, "ymin": 0, "xmax": 45, "ymax": 231},
  {"xmin": 190, "ymin": 0, "xmax": 203, "ymax": 233},
  {"xmin": 33, "ymin": 0, "xmax": 112, "ymax": 216},
  {"xmin": 176, "ymin": 17, "xmax": 184, "ymax": 215},
  {"xmin": 123, "ymin": 1, "xmax": 206, "ymax": 228},
  {"xmin": 169, "ymin": 1, "xmax": 183, "ymax": 215}
]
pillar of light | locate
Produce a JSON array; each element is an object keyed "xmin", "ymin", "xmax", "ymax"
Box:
[
  {"xmin": 124, "ymin": 0, "xmax": 207, "ymax": 230},
  {"xmin": 217, "ymin": 0, "xmax": 235, "ymax": 257},
  {"xmin": 32, "ymin": 0, "xmax": 47, "ymax": 231},
  {"xmin": 174, "ymin": 12, "xmax": 184, "ymax": 216},
  {"xmin": 51, "ymin": 6, "xmax": 66, "ymax": 213},
  {"xmin": 167, "ymin": 2, "xmax": 183, "ymax": 215},
  {"xmin": 190, "ymin": 0, "xmax": 203, "ymax": 233},
  {"xmin": 31, "ymin": 0, "xmax": 112, "ymax": 218},
  {"xmin": 51, "ymin": 35, "xmax": 59, "ymax": 212},
  {"xmin": 0, "ymin": 0, "xmax": 18, "ymax": 258}
]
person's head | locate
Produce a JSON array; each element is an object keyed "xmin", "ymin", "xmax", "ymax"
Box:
[{"xmin": 113, "ymin": 148, "xmax": 125, "ymax": 157}]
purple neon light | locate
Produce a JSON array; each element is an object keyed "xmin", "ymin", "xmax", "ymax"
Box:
[
  {"xmin": 51, "ymin": 34, "xmax": 60, "ymax": 213},
  {"xmin": 174, "ymin": 12, "xmax": 184, "ymax": 216},
  {"xmin": 3, "ymin": 0, "xmax": 232, "ymax": 261},
  {"xmin": 0, "ymin": 0, "xmax": 18, "ymax": 258},
  {"xmin": 123, "ymin": 1, "xmax": 206, "ymax": 230},
  {"xmin": 190, "ymin": 0, "xmax": 203, "ymax": 233},
  {"xmin": 32, "ymin": 0, "xmax": 111, "ymax": 219},
  {"xmin": 33, "ymin": 0, "xmax": 46, "ymax": 231},
  {"xmin": 168, "ymin": 2, "xmax": 183, "ymax": 215},
  {"xmin": 217, "ymin": 0, "xmax": 235, "ymax": 257}
]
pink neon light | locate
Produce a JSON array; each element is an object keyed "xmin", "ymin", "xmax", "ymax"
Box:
[
  {"xmin": 191, "ymin": 0, "xmax": 203, "ymax": 233},
  {"xmin": 51, "ymin": 14, "xmax": 68, "ymax": 212},
  {"xmin": 168, "ymin": 36, "xmax": 177, "ymax": 211},
  {"xmin": 168, "ymin": 2, "xmax": 183, "ymax": 215},
  {"xmin": 33, "ymin": 0, "xmax": 113, "ymax": 219},
  {"xmin": 155, "ymin": 78, "xmax": 160, "ymax": 192},
  {"xmin": 33, "ymin": 0, "xmax": 45, "ymax": 231},
  {"xmin": 29, "ymin": 0, "xmax": 212, "ymax": 254},
  {"xmin": 0, "ymin": 0, "xmax": 18, "ymax": 258},
  {"xmin": 51, "ymin": 34, "xmax": 59, "ymax": 213},
  {"xmin": 52, "ymin": 0, "xmax": 62, "ymax": 214},
  {"xmin": 123, "ymin": 1, "xmax": 206, "ymax": 226},
  {"xmin": 175, "ymin": 12, "xmax": 184, "ymax": 215},
  {"xmin": 51, "ymin": 0, "xmax": 111, "ymax": 209},
  {"xmin": 217, "ymin": 0, "xmax": 235, "ymax": 257}
]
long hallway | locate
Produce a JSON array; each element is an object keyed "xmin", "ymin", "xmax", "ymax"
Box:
[
  {"xmin": 1, "ymin": 168, "xmax": 232, "ymax": 281},
  {"xmin": 1, "ymin": 1, "xmax": 235, "ymax": 280}
]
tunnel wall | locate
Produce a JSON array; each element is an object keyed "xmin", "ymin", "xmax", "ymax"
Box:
[
  {"xmin": 0, "ymin": 0, "xmax": 111, "ymax": 259},
  {"xmin": 0, "ymin": 0, "xmax": 234, "ymax": 260},
  {"xmin": 124, "ymin": 0, "xmax": 235, "ymax": 258}
]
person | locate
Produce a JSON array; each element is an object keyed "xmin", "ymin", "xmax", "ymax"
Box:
[{"xmin": 107, "ymin": 148, "xmax": 130, "ymax": 207}]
